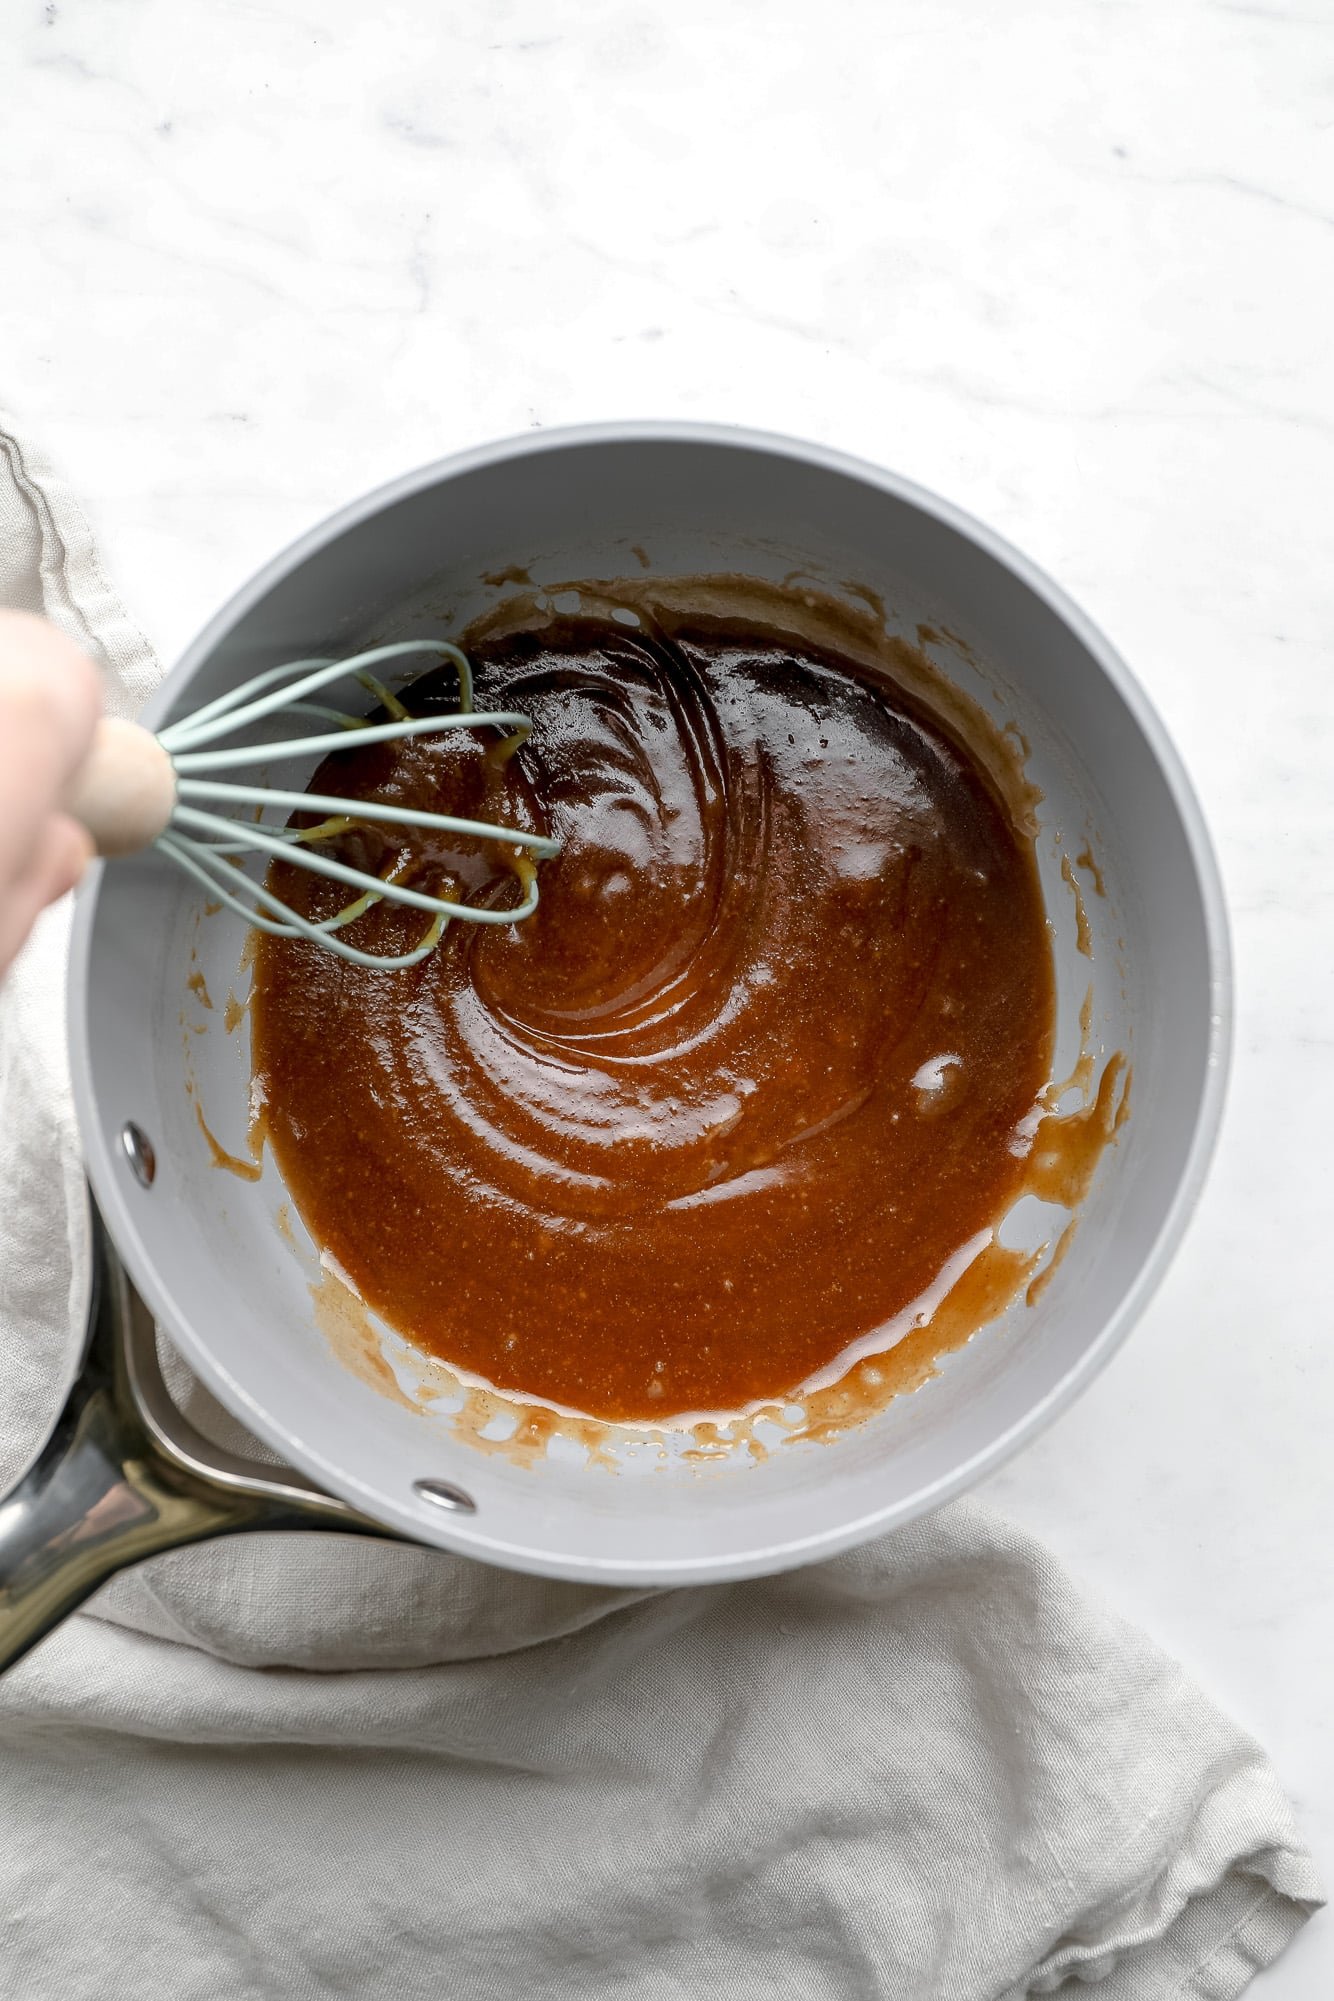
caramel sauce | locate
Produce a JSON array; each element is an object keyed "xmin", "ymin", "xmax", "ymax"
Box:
[
  {"xmin": 309, "ymin": 1263, "xmax": 421, "ymax": 1412},
  {"xmin": 309, "ymin": 1261, "xmax": 621, "ymax": 1467},
  {"xmin": 1076, "ymin": 843, "xmax": 1107, "ymax": 898},
  {"xmin": 193, "ymin": 1098, "xmax": 262, "ymax": 1182},
  {"xmin": 1026, "ymin": 1053, "xmax": 1129, "ymax": 1209},
  {"xmin": 1051, "ymin": 987, "xmax": 1098, "ymax": 1105},
  {"xmin": 1026, "ymin": 1218, "xmax": 1078, "ymax": 1309},
  {"xmin": 1061, "ymin": 853, "xmax": 1093, "ymax": 959},
  {"xmin": 241, "ymin": 577, "xmax": 1129, "ymax": 1460}
]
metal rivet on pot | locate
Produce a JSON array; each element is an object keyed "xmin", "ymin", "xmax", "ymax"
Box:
[
  {"xmin": 413, "ymin": 1477, "xmax": 477, "ymax": 1515},
  {"xmin": 120, "ymin": 1122, "xmax": 156, "ymax": 1188}
]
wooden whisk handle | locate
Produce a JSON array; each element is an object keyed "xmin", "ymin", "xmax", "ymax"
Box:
[{"xmin": 64, "ymin": 718, "xmax": 176, "ymax": 858}]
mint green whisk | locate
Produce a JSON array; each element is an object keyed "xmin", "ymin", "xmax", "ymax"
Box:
[{"xmin": 64, "ymin": 641, "xmax": 559, "ymax": 970}]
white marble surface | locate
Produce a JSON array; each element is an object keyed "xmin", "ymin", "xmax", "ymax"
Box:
[{"xmin": 3, "ymin": 0, "xmax": 1332, "ymax": 1985}]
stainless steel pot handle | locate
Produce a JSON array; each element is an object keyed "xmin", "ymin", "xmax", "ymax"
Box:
[{"xmin": 0, "ymin": 1196, "xmax": 387, "ymax": 1675}]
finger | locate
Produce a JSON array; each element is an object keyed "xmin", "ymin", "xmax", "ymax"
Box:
[
  {"xmin": 0, "ymin": 614, "xmax": 103, "ymax": 893},
  {"xmin": 37, "ymin": 812, "xmax": 95, "ymax": 904},
  {"xmin": 0, "ymin": 814, "xmax": 93, "ymax": 978},
  {"xmin": 0, "ymin": 611, "xmax": 102, "ymax": 770}
]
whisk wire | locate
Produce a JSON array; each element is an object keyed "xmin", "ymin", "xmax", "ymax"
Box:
[
  {"xmin": 172, "ymin": 806, "xmax": 541, "ymax": 925},
  {"xmin": 153, "ymin": 641, "xmax": 553, "ymax": 968},
  {"xmin": 161, "ymin": 642, "xmax": 474, "ymax": 754},
  {"xmin": 158, "ymin": 657, "xmax": 332, "ymax": 751},
  {"xmin": 170, "ymin": 711, "xmax": 541, "ymax": 781},
  {"xmin": 176, "ymin": 778, "xmax": 556, "ymax": 854}
]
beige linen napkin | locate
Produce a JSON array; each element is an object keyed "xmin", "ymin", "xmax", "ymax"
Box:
[{"xmin": 0, "ymin": 408, "xmax": 1321, "ymax": 2000}]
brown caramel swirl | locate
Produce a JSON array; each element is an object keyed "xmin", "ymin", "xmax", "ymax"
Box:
[{"xmin": 252, "ymin": 595, "xmax": 1054, "ymax": 1423}]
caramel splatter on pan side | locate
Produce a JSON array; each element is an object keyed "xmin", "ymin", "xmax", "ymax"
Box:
[
  {"xmin": 1061, "ymin": 853, "xmax": 1093, "ymax": 959},
  {"xmin": 311, "ymin": 1263, "xmax": 620, "ymax": 1468},
  {"xmin": 310, "ymin": 1266, "xmax": 420, "ymax": 1412},
  {"xmin": 1076, "ymin": 844, "xmax": 1107, "ymax": 898},
  {"xmin": 194, "ymin": 1100, "xmax": 262, "ymax": 1182}
]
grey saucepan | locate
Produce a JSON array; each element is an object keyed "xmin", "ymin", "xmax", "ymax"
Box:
[{"xmin": 0, "ymin": 423, "xmax": 1230, "ymax": 1671}]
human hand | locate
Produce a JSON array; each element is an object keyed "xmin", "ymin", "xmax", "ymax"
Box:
[{"xmin": 0, "ymin": 611, "xmax": 102, "ymax": 977}]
